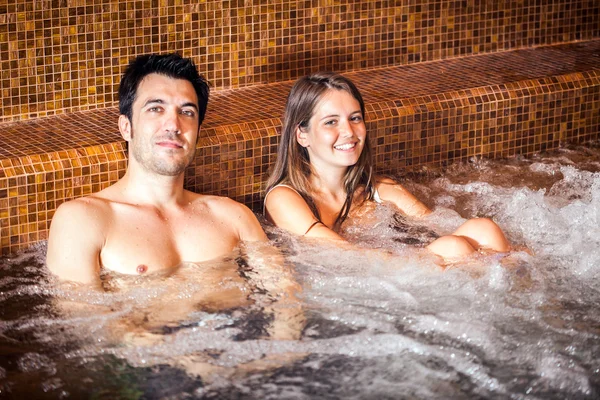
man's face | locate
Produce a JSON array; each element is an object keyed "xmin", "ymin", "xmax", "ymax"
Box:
[{"xmin": 121, "ymin": 73, "xmax": 200, "ymax": 176}]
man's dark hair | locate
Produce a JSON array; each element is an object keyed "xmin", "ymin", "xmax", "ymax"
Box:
[{"xmin": 118, "ymin": 53, "xmax": 210, "ymax": 125}]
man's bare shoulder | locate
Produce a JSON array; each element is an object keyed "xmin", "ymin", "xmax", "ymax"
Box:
[
  {"xmin": 189, "ymin": 193, "xmax": 252, "ymax": 217},
  {"xmin": 52, "ymin": 194, "xmax": 113, "ymax": 223},
  {"xmin": 188, "ymin": 193, "xmax": 267, "ymax": 241},
  {"xmin": 48, "ymin": 195, "xmax": 113, "ymax": 244},
  {"xmin": 55, "ymin": 181, "xmax": 134, "ymax": 214},
  {"xmin": 47, "ymin": 193, "xmax": 116, "ymax": 285}
]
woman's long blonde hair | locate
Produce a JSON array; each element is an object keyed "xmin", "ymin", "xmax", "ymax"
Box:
[{"xmin": 265, "ymin": 72, "xmax": 375, "ymax": 229}]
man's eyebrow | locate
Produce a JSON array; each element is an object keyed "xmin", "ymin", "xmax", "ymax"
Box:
[
  {"xmin": 181, "ymin": 102, "xmax": 198, "ymax": 111},
  {"xmin": 142, "ymin": 98, "xmax": 165, "ymax": 107},
  {"xmin": 142, "ymin": 99, "xmax": 198, "ymax": 111}
]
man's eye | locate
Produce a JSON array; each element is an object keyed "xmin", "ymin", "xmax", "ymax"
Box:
[
  {"xmin": 148, "ymin": 106, "xmax": 162, "ymax": 112},
  {"xmin": 181, "ymin": 109, "xmax": 196, "ymax": 117}
]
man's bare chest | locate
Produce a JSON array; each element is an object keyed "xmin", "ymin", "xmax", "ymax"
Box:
[{"xmin": 99, "ymin": 210, "xmax": 240, "ymax": 275}]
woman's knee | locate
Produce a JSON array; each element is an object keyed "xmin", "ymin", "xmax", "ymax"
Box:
[
  {"xmin": 427, "ymin": 235, "xmax": 476, "ymax": 259},
  {"xmin": 454, "ymin": 218, "xmax": 510, "ymax": 252}
]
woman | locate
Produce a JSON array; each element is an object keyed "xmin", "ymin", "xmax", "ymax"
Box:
[{"xmin": 264, "ymin": 72, "xmax": 509, "ymax": 259}]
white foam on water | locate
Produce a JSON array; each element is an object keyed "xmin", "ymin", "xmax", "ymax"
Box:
[
  {"xmin": 431, "ymin": 160, "xmax": 600, "ymax": 281},
  {"xmin": 17, "ymin": 352, "xmax": 56, "ymax": 375},
  {"xmin": 1, "ymin": 146, "xmax": 599, "ymax": 398}
]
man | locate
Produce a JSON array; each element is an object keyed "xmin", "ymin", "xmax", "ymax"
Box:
[{"xmin": 46, "ymin": 53, "xmax": 267, "ymax": 286}]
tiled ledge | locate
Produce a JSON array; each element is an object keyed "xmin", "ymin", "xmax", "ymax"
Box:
[{"xmin": 1, "ymin": 40, "xmax": 599, "ymax": 254}]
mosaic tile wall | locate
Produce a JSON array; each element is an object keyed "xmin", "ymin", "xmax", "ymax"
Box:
[
  {"xmin": 0, "ymin": 144, "xmax": 128, "ymax": 253},
  {"xmin": 188, "ymin": 66, "xmax": 600, "ymax": 207},
  {"xmin": 6, "ymin": 39, "xmax": 597, "ymax": 254},
  {"xmin": 1, "ymin": 0, "xmax": 599, "ymax": 123}
]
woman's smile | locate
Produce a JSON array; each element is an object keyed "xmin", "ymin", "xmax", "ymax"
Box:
[
  {"xmin": 300, "ymin": 89, "xmax": 367, "ymax": 169},
  {"xmin": 333, "ymin": 142, "xmax": 358, "ymax": 151}
]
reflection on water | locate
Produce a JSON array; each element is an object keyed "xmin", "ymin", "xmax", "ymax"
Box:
[{"xmin": 1, "ymin": 144, "xmax": 600, "ymax": 399}]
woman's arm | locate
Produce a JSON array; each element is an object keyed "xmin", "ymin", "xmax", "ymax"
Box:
[
  {"xmin": 264, "ymin": 186, "xmax": 345, "ymax": 241},
  {"xmin": 375, "ymin": 177, "xmax": 432, "ymax": 218}
]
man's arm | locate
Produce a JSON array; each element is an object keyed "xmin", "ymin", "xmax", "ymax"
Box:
[
  {"xmin": 46, "ymin": 199, "xmax": 106, "ymax": 287},
  {"xmin": 219, "ymin": 198, "xmax": 305, "ymax": 339},
  {"xmin": 223, "ymin": 199, "xmax": 269, "ymax": 242},
  {"xmin": 242, "ymin": 241, "xmax": 306, "ymax": 340}
]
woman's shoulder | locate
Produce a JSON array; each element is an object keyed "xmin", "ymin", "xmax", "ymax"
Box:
[
  {"xmin": 373, "ymin": 176, "xmax": 404, "ymax": 197},
  {"xmin": 264, "ymin": 183, "xmax": 305, "ymax": 208},
  {"xmin": 267, "ymin": 183, "xmax": 302, "ymax": 196},
  {"xmin": 375, "ymin": 176, "xmax": 400, "ymax": 186},
  {"xmin": 263, "ymin": 183, "xmax": 322, "ymax": 234}
]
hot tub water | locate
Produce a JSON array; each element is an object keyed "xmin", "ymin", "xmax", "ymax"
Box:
[{"xmin": 0, "ymin": 144, "xmax": 599, "ymax": 399}]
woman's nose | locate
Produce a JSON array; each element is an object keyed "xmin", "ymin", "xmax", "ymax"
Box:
[{"xmin": 339, "ymin": 120, "xmax": 355, "ymax": 137}]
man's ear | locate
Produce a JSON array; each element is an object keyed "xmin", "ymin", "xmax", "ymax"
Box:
[
  {"xmin": 296, "ymin": 125, "xmax": 309, "ymax": 148},
  {"xmin": 118, "ymin": 115, "xmax": 132, "ymax": 141}
]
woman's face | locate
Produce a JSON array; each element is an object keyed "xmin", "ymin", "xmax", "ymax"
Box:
[{"xmin": 297, "ymin": 89, "xmax": 367, "ymax": 172}]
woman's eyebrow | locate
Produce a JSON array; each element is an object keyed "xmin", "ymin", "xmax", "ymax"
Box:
[
  {"xmin": 318, "ymin": 110, "xmax": 361, "ymax": 121},
  {"xmin": 319, "ymin": 113, "xmax": 339, "ymax": 121}
]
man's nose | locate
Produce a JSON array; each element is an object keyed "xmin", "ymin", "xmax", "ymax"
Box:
[{"xmin": 163, "ymin": 108, "xmax": 181, "ymax": 133}]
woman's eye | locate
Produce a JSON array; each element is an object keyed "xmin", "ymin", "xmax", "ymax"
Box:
[
  {"xmin": 351, "ymin": 115, "xmax": 363, "ymax": 122},
  {"xmin": 324, "ymin": 120, "xmax": 337, "ymax": 126}
]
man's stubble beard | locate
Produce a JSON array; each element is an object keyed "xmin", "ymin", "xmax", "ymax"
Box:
[{"xmin": 129, "ymin": 130, "xmax": 197, "ymax": 177}]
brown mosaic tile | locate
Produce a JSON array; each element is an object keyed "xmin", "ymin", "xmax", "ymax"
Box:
[
  {"xmin": 1, "ymin": 39, "xmax": 600, "ymax": 254},
  {"xmin": 1, "ymin": 1, "xmax": 599, "ymax": 123}
]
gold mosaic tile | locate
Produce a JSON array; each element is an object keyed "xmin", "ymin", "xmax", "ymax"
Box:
[
  {"xmin": 1, "ymin": 39, "xmax": 600, "ymax": 254},
  {"xmin": 1, "ymin": 1, "xmax": 599, "ymax": 123}
]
